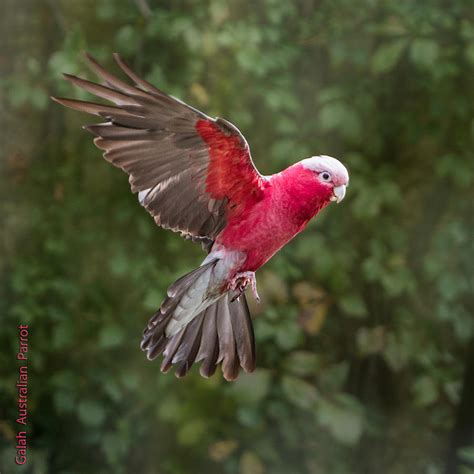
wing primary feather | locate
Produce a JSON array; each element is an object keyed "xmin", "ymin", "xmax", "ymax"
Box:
[
  {"xmin": 51, "ymin": 97, "xmax": 128, "ymax": 117},
  {"xmin": 113, "ymin": 53, "xmax": 209, "ymax": 119},
  {"xmin": 83, "ymin": 52, "xmax": 151, "ymax": 98},
  {"xmin": 113, "ymin": 53, "xmax": 163, "ymax": 95},
  {"xmin": 85, "ymin": 124, "xmax": 158, "ymax": 140},
  {"xmin": 62, "ymin": 73, "xmax": 139, "ymax": 105}
]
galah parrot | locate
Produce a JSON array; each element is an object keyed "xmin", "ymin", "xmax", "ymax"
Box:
[{"xmin": 52, "ymin": 53, "xmax": 349, "ymax": 381}]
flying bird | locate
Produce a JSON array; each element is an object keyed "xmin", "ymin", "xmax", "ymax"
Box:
[{"xmin": 52, "ymin": 53, "xmax": 349, "ymax": 381}]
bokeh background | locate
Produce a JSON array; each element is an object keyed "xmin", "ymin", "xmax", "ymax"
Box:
[{"xmin": 1, "ymin": 1, "xmax": 473, "ymax": 473}]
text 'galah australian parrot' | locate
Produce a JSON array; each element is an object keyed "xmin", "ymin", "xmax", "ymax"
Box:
[{"xmin": 52, "ymin": 53, "xmax": 349, "ymax": 381}]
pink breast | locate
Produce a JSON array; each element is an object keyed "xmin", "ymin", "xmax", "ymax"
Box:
[{"xmin": 217, "ymin": 165, "xmax": 331, "ymax": 271}]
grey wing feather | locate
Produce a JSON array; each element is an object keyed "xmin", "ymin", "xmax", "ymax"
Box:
[{"xmin": 52, "ymin": 53, "xmax": 231, "ymax": 242}]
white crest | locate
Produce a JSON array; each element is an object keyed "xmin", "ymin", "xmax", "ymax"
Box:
[{"xmin": 300, "ymin": 155, "xmax": 349, "ymax": 184}]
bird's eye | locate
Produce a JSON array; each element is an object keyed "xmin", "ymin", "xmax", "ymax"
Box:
[{"xmin": 320, "ymin": 171, "xmax": 331, "ymax": 182}]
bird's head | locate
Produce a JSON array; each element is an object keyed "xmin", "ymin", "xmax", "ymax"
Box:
[{"xmin": 300, "ymin": 155, "xmax": 349, "ymax": 203}]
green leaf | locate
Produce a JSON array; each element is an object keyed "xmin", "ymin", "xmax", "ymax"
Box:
[
  {"xmin": 371, "ymin": 39, "xmax": 407, "ymax": 74},
  {"xmin": 31, "ymin": 88, "xmax": 48, "ymax": 110},
  {"xmin": 232, "ymin": 369, "xmax": 271, "ymax": 403},
  {"xmin": 383, "ymin": 333, "xmax": 410, "ymax": 371},
  {"xmin": 103, "ymin": 432, "xmax": 129, "ymax": 465},
  {"xmin": 410, "ymin": 39, "xmax": 439, "ymax": 68},
  {"xmin": 459, "ymin": 446, "xmax": 474, "ymax": 464},
  {"xmin": 109, "ymin": 252, "xmax": 130, "ymax": 276},
  {"xmin": 318, "ymin": 362, "xmax": 349, "ymax": 392},
  {"xmin": 157, "ymin": 397, "xmax": 182, "ymax": 422},
  {"xmin": 275, "ymin": 319, "xmax": 303, "ymax": 350},
  {"xmin": 412, "ymin": 376, "xmax": 438, "ymax": 407},
  {"xmin": 281, "ymin": 375, "xmax": 319, "ymax": 409},
  {"xmin": 115, "ymin": 25, "xmax": 141, "ymax": 55},
  {"xmin": 78, "ymin": 400, "xmax": 106, "ymax": 427},
  {"xmin": 466, "ymin": 42, "xmax": 474, "ymax": 65},
  {"xmin": 339, "ymin": 294, "xmax": 367, "ymax": 318},
  {"xmin": 52, "ymin": 321, "xmax": 75, "ymax": 349},
  {"xmin": 98, "ymin": 324, "xmax": 125, "ymax": 348},
  {"xmin": 177, "ymin": 419, "xmax": 207, "ymax": 446},
  {"xmin": 53, "ymin": 391, "xmax": 75, "ymax": 413},
  {"xmin": 318, "ymin": 86, "xmax": 345, "ymax": 104},
  {"xmin": 143, "ymin": 288, "xmax": 163, "ymax": 311},
  {"xmin": 9, "ymin": 81, "xmax": 29, "ymax": 108},
  {"xmin": 319, "ymin": 102, "xmax": 361, "ymax": 140},
  {"xmin": 316, "ymin": 395, "xmax": 364, "ymax": 445},
  {"xmin": 283, "ymin": 351, "xmax": 321, "ymax": 376}
]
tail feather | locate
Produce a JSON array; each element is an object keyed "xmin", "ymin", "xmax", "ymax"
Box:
[
  {"xmin": 144, "ymin": 260, "xmax": 217, "ymax": 338},
  {"xmin": 216, "ymin": 296, "xmax": 240, "ymax": 380},
  {"xmin": 229, "ymin": 293, "xmax": 256, "ymax": 373},
  {"xmin": 196, "ymin": 303, "xmax": 219, "ymax": 377},
  {"xmin": 165, "ymin": 261, "xmax": 218, "ymax": 336},
  {"xmin": 141, "ymin": 264, "xmax": 256, "ymax": 381},
  {"xmin": 173, "ymin": 315, "xmax": 204, "ymax": 378}
]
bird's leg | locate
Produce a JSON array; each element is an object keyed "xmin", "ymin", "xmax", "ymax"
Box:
[
  {"xmin": 247, "ymin": 273, "xmax": 260, "ymax": 302},
  {"xmin": 229, "ymin": 271, "xmax": 260, "ymax": 302}
]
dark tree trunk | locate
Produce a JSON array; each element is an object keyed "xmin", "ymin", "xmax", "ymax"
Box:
[{"xmin": 445, "ymin": 338, "xmax": 474, "ymax": 474}]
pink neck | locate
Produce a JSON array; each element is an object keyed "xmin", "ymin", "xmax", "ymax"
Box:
[{"xmin": 272, "ymin": 163, "xmax": 332, "ymax": 226}]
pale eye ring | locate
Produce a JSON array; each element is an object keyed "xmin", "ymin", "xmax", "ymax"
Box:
[{"xmin": 320, "ymin": 171, "xmax": 332, "ymax": 182}]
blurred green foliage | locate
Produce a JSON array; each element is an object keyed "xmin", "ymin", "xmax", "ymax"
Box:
[{"xmin": 1, "ymin": 1, "xmax": 473, "ymax": 473}]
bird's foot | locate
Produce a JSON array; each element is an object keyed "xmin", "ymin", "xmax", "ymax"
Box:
[{"xmin": 229, "ymin": 271, "xmax": 260, "ymax": 302}]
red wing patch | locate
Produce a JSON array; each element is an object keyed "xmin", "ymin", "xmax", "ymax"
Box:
[{"xmin": 196, "ymin": 119, "xmax": 265, "ymax": 216}]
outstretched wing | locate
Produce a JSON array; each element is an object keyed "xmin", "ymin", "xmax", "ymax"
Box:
[{"xmin": 52, "ymin": 53, "xmax": 265, "ymax": 245}]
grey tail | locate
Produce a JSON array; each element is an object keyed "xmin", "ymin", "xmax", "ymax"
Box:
[{"xmin": 141, "ymin": 262, "xmax": 256, "ymax": 381}]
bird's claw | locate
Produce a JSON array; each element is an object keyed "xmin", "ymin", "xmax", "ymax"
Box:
[{"xmin": 229, "ymin": 271, "xmax": 260, "ymax": 302}]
